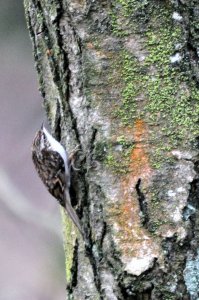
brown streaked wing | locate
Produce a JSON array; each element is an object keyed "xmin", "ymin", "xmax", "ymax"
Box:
[{"xmin": 32, "ymin": 149, "xmax": 66, "ymax": 207}]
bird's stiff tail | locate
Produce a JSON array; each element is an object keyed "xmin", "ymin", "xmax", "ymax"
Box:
[{"xmin": 64, "ymin": 190, "xmax": 83, "ymax": 236}]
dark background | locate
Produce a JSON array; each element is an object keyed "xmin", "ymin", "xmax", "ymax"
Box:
[{"xmin": 0, "ymin": 1, "xmax": 65, "ymax": 299}]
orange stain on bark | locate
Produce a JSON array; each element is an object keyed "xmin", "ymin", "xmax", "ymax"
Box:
[
  {"xmin": 129, "ymin": 119, "xmax": 151, "ymax": 177},
  {"xmin": 112, "ymin": 119, "xmax": 157, "ymax": 257}
]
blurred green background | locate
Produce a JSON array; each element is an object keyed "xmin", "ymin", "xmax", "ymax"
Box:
[{"xmin": 0, "ymin": 1, "xmax": 65, "ymax": 299}]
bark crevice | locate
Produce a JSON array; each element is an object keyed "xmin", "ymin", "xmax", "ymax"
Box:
[{"xmin": 135, "ymin": 178, "xmax": 149, "ymax": 227}]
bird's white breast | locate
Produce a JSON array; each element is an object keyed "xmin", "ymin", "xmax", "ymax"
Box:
[{"xmin": 43, "ymin": 127, "xmax": 68, "ymax": 166}]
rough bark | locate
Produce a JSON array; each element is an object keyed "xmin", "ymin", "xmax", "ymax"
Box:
[{"xmin": 24, "ymin": 0, "xmax": 199, "ymax": 299}]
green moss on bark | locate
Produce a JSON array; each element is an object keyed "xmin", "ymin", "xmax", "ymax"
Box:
[{"xmin": 109, "ymin": 1, "xmax": 199, "ymax": 169}]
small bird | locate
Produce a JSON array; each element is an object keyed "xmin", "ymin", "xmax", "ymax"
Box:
[{"xmin": 32, "ymin": 124, "xmax": 83, "ymax": 235}]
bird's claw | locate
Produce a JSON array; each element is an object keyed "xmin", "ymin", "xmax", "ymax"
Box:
[{"xmin": 69, "ymin": 145, "xmax": 81, "ymax": 170}]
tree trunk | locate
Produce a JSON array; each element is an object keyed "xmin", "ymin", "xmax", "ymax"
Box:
[{"xmin": 24, "ymin": 1, "xmax": 199, "ymax": 299}]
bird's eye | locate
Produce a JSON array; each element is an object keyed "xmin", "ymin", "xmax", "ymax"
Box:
[
  {"xmin": 33, "ymin": 131, "xmax": 42, "ymax": 148},
  {"xmin": 37, "ymin": 139, "xmax": 40, "ymax": 147}
]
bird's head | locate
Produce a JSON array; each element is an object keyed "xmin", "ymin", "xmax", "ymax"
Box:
[{"xmin": 32, "ymin": 124, "xmax": 49, "ymax": 153}]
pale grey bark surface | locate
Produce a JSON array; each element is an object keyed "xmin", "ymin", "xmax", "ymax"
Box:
[{"xmin": 25, "ymin": 1, "xmax": 199, "ymax": 299}]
